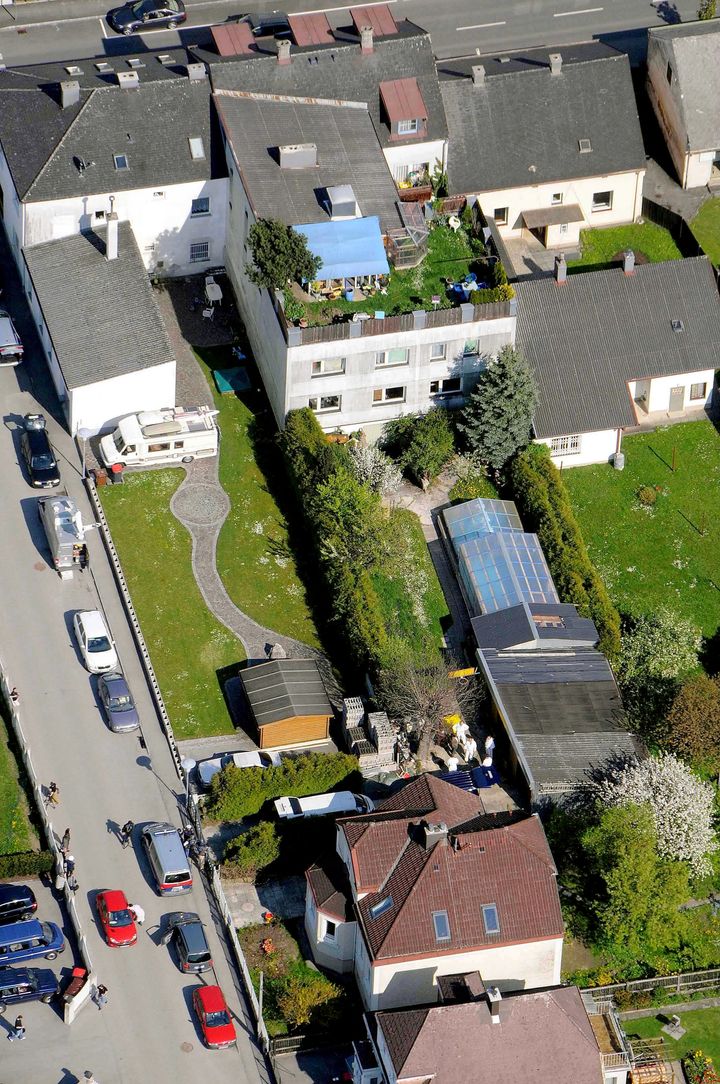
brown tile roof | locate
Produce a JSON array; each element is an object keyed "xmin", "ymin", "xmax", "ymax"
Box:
[
  {"xmin": 376, "ymin": 987, "xmax": 603, "ymax": 1084},
  {"xmin": 306, "ymin": 853, "xmax": 353, "ymax": 921}
]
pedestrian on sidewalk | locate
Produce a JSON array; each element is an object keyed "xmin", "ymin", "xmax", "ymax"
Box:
[
  {"xmin": 45, "ymin": 781, "xmax": 60, "ymax": 806},
  {"xmin": 10, "ymin": 687, "xmax": 19, "ymax": 704},
  {"xmin": 128, "ymin": 902, "xmax": 145, "ymax": 926},
  {"xmin": 93, "ymin": 984, "xmax": 108, "ymax": 1011},
  {"xmin": 120, "ymin": 821, "xmax": 134, "ymax": 849},
  {"xmin": 7, "ymin": 1015, "xmax": 25, "ymax": 1041},
  {"xmin": 64, "ymin": 854, "xmax": 76, "ymax": 877},
  {"xmin": 60, "ymin": 828, "xmax": 71, "ymax": 855},
  {"xmin": 67, "ymin": 873, "xmax": 79, "ymax": 894}
]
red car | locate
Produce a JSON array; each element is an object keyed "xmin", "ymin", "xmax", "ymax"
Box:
[
  {"xmin": 192, "ymin": 985, "xmax": 236, "ymax": 1049},
  {"xmin": 96, "ymin": 890, "xmax": 137, "ymax": 947}
]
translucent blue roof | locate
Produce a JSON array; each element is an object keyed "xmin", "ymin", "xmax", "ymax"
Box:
[
  {"xmin": 294, "ymin": 217, "xmax": 390, "ymax": 280},
  {"xmin": 443, "ymin": 498, "xmax": 523, "ymax": 554},
  {"xmin": 457, "ymin": 532, "xmax": 559, "ymax": 617}
]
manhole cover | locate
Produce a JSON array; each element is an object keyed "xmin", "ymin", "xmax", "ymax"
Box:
[
  {"xmin": 180, "ymin": 1041, "xmax": 194, "ymax": 1053},
  {"xmin": 33, "ymin": 562, "xmax": 47, "ymax": 572},
  {"xmin": 171, "ymin": 483, "xmax": 229, "ymax": 527}
]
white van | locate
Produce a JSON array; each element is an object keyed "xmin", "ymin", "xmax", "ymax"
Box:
[
  {"xmin": 274, "ymin": 791, "xmax": 374, "ymax": 820},
  {"xmin": 100, "ymin": 406, "xmax": 219, "ymax": 469}
]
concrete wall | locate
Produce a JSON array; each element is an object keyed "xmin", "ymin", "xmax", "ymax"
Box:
[
  {"xmin": 537, "ymin": 428, "xmax": 619, "ymax": 468},
  {"xmin": 646, "ymin": 35, "xmax": 716, "ymax": 189},
  {"xmin": 22, "ymin": 179, "xmax": 228, "ymax": 276},
  {"xmin": 70, "ymin": 362, "xmax": 176, "ymax": 436},
  {"xmin": 475, "ymin": 170, "xmax": 644, "ymax": 242}
]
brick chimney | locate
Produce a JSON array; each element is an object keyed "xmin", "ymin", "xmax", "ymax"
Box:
[
  {"xmin": 554, "ymin": 253, "xmax": 567, "ymax": 284},
  {"xmin": 487, "ymin": 987, "xmax": 502, "ymax": 1024},
  {"xmin": 472, "ymin": 65, "xmax": 486, "ymax": 87},
  {"xmin": 623, "ymin": 249, "xmax": 635, "ymax": 275},
  {"xmin": 360, "ymin": 26, "xmax": 373, "ymax": 54},
  {"xmin": 277, "ymin": 39, "xmax": 291, "ymax": 65},
  {"xmin": 60, "ymin": 80, "xmax": 80, "ymax": 108},
  {"xmin": 106, "ymin": 196, "xmax": 119, "ymax": 262},
  {"xmin": 549, "ymin": 52, "xmax": 562, "ymax": 75}
]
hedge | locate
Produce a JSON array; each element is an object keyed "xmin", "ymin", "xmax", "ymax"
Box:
[
  {"xmin": 0, "ymin": 850, "xmax": 54, "ymax": 878},
  {"xmin": 509, "ymin": 445, "xmax": 621, "ymax": 665},
  {"xmin": 205, "ymin": 750, "xmax": 360, "ymax": 822}
]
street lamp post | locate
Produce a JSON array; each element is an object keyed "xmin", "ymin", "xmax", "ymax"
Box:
[
  {"xmin": 181, "ymin": 756, "xmax": 196, "ymax": 814},
  {"xmin": 78, "ymin": 427, "xmax": 93, "ymax": 481}
]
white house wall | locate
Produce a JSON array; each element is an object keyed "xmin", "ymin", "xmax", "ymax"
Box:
[
  {"xmin": 304, "ymin": 891, "xmax": 356, "ymax": 973},
  {"xmin": 538, "ymin": 428, "xmax": 619, "ymax": 468},
  {"xmin": 22, "ymin": 179, "xmax": 228, "ymax": 276},
  {"xmin": 631, "ymin": 369, "xmax": 715, "ymax": 414},
  {"xmin": 383, "ymin": 139, "xmax": 447, "ymax": 182},
  {"xmin": 69, "ymin": 361, "xmax": 176, "ymax": 436},
  {"xmin": 475, "ymin": 170, "xmax": 644, "ymax": 241},
  {"xmin": 0, "ymin": 148, "xmax": 24, "ymax": 261}
]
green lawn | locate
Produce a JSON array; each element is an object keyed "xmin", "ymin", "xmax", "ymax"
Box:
[
  {"xmin": 563, "ymin": 421, "xmax": 720, "ymax": 636},
  {"xmin": 625, "ymin": 1006, "xmax": 720, "ymax": 1066},
  {"xmin": 568, "ymin": 222, "xmax": 682, "ymax": 270},
  {"xmin": 691, "ymin": 197, "xmax": 720, "ymax": 267},
  {"xmin": 0, "ymin": 713, "xmax": 35, "ymax": 854},
  {"xmin": 100, "ymin": 470, "xmax": 244, "ymax": 739},
  {"xmin": 193, "ymin": 347, "xmax": 320, "ymax": 649}
]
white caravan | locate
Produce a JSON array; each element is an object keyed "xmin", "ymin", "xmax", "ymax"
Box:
[{"xmin": 100, "ymin": 406, "xmax": 219, "ymax": 469}]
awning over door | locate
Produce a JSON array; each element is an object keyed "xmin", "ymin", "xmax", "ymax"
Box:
[{"xmin": 522, "ymin": 204, "xmax": 584, "ymax": 229}]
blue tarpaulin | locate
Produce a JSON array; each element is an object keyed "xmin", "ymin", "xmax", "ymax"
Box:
[{"xmin": 294, "ymin": 217, "xmax": 389, "ymax": 281}]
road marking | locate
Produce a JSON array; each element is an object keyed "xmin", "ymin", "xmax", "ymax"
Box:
[
  {"xmin": 0, "ymin": 12, "xmax": 101, "ymax": 31},
  {"xmin": 456, "ymin": 20, "xmax": 507, "ymax": 30},
  {"xmin": 99, "ymin": 17, "xmax": 107, "ymax": 38},
  {"xmin": 553, "ymin": 6, "xmax": 603, "ymax": 15}
]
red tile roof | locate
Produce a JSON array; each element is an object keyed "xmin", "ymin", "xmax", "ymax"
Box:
[
  {"xmin": 211, "ymin": 23, "xmax": 255, "ymax": 57},
  {"xmin": 380, "ymin": 78, "xmax": 428, "ymax": 123},
  {"xmin": 288, "ymin": 13, "xmax": 335, "ymax": 46},
  {"xmin": 350, "ymin": 4, "xmax": 398, "ymax": 37}
]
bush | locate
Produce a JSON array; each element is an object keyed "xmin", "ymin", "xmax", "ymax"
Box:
[
  {"xmin": 205, "ymin": 751, "xmax": 360, "ymax": 822},
  {"xmin": 637, "ymin": 485, "xmax": 657, "ymax": 507},
  {"xmin": 276, "ymin": 965, "xmax": 342, "ymax": 1030},
  {"xmin": 0, "ymin": 851, "xmax": 54, "ymax": 878},
  {"xmin": 449, "ymin": 458, "xmax": 498, "ymax": 503},
  {"xmin": 509, "ymin": 445, "xmax": 622, "ymax": 664},
  {"xmin": 223, "ymin": 821, "xmax": 280, "ymax": 879},
  {"xmin": 684, "ymin": 1050, "xmax": 720, "ymax": 1084},
  {"xmin": 381, "ymin": 409, "xmax": 454, "ymax": 488}
]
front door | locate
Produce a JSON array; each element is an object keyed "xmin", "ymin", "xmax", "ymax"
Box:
[{"xmin": 669, "ymin": 385, "xmax": 685, "ymax": 413}]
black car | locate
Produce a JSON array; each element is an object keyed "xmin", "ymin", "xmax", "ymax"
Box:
[
  {"xmin": 20, "ymin": 414, "xmax": 60, "ymax": 489},
  {"xmin": 242, "ymin": 11, "xmax": 292, "ymax": 39},
  {"xmin": 107, "ymin": 0, "xmax": 186, "ymax": 35},
  {"xmin": 0, "ymin": 966, "xmax": 58, "ymax": 1011},
  {"xmin": 161, "ymin": 912, "xmax": 212, "ymax": 973},
  {"xmin": 0, "ymin": 884, "xmax": 37, "ymax": 926}
]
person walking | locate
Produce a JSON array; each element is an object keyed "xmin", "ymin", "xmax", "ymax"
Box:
[
  {"xmin": 64, "ymin": 854, "xmax": 76, "ymax": 877},
  {"xmin": 128, "ymin": 902, "xmax": 145, "ymax": 927},
  {"xmin": 60, "ymin": 828, "xmax": 71, "ymax": 855},
  {"xmin": 93, "ymin": 984, "xmax": 108, "ymax": 1011},
  {"xmin": 120, "ymin": 821, "xmax": 134, "ymax": 849},
  {"xmin": 10, "ymin": 687, "xmax": 19, "ymax": 704},
  {"xmin": 45, "ymin": 781, "xmax": 60, "ymax": 807},
  {"xmin": 7, "ymin": 1015, "xmax": 25, "ymax": 1041},
  {"xmin": 67, "ymin": 873, "xmax": 79, "ymax": 894}
]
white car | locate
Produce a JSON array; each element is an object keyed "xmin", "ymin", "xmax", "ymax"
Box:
[
  {"xmin": 73, "ymin": 609, "xmax": 118, "ymax": 673},
  {"xmin": 197, "ymin": 749, "xmax": 281, "ymax": 789},
  {"xmin": 0, "ymin": 309, "xmax": 23, "ymax": 365}
]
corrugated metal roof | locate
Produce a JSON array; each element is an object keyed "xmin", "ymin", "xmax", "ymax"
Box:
[
  {"xmin": 288, "ymin": 12, "xmax": 334, "ymax": 46},
  {"xmin": 350, "ymin": 3, "xmax": 398, "ymax": 36},
  {"xmin": 239, "ymin": 658, "xmax": 332, "ymax": 727},
  {"xmin": 211, "ymin": 23, "xmax": 255, "ymax": 57},
  {"xmin": 380, "ymin": 77, "xmax": 427, "ymax": 122}
]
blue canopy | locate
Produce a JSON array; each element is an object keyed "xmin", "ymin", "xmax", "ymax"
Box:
[{"xmin": 294, "ymin": 217, "xmax": 389, "ymax": 281}]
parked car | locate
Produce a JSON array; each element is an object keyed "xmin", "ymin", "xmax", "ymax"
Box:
[
  {"xmin": 0, "ymin": 967, "xmax": 58, "ymax": 1011},
  {"xmin": 274, "ymin": 791, "xmax": 375, "ymax": 820},
  {"xmin": 141, "ymin": 822, "xmax": 192, "ymax": 896},
  {"xmin": 241, "ymin": 11, "xmax": 291, "ymax": 38},
  {"xmin": 196, "ymin": 749, "xmax": 281, "ymax": 789},
  {"xmin": 0, "ymin": 309, "xmax": 23, "ymax": 365},
  {"xmin": 107, "ymin": 0, "xmax": 186, "ymax": 34},
  {"xmin": 161, "ymin": 912, "xmax": 212, "ymax": 973},
  {"xmin": 96, "ymin": 890, "xmax": 137, "ymax": 947},
  {"xmin": 73, "ymin": 610, "xmax": 118, "ymax": 673},
  {"xmin": 0, "ymin": 920, "xmax": 64, "ymax": 964},
  {"xmin": 20, "ymin": 415, "xmax": 60, "ymax": 489},
  {"xmin": 98, "ymin": 672, "xmax": 139, "ymax": 733},
  {"xmin": 0, "ymin": 884, "xmax": 37, "ymax": 926},
  {"xmin": 192, "ymin": 984, "xmax": 236, "ymax": 1049}
]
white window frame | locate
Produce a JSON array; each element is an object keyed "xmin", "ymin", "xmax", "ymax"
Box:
[
  {"xmin": 397, "ymin": 118, "xmax": 419, "ymax": 135},
  {"xmin": 430, "ymin": 377, "xmax": 462, "ymax": 396},
  {"xmin": 432, "ymin": 910, "xmax": 451, "ymax": 942},
  {"xmin": 375, "ymin": 348, "xmax": 409, "ymax": 368},
  {"xmin": 189, "ymin": 240, "xmax": 210, "ymax": 263},
  {"xmin": 191, "ymin": 196, "xmax": 211, "ymax": 217},
  {"xmin": 430, "ymin": 343, "xmax": 447, "ymax": 360},
  {"xmin": 690, "ymin": 382, "xmax": 707, "ymax": 401},
  {"xmin": 482, "ymin": 904, "xmax": 501, "ymax": 935},
  {"xmin": 551, "ymin": 192, "xmax": 563, "ymax": 205},
  {"xmin": 113, "ymin": 154, "xmax": 129, "ymax": 171},
  {"xmin": 463, "ymin": 339, "xmax": 479, "ymax": 357},
  {"xmin": 592, "ymin": 190, "xmax": 613, "ymax": 211},
  {"xmin": 373, "ymin": 386, "xmax": 406, "ymax": 405},
  {"xmin": 309, "ymin": 394, "xmax": 342, "ymax": 414},
  {"xmin": 322, "ymin": 918, "xmax": 337, "ymax": 942},
  {"xmin": 311, "ymin": 357, "xmax": 346, "ymax": 377},
  {"xmin": 188, "ymin": 136, "xmax": 206, "ymax": 160},
  {"xmin": 494, "ymin": 207, "xmax": 508, "ymax": 226},
  {"xmin": 550, "ymin": 434, "xmax": 581, "ymax": 456}
]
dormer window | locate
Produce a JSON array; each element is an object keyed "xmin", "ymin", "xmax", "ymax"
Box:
[
  {"xmin": 379, "ymin": 78, "xmax": 428, "ymax": 141},
  {"xmin": 398, "ymin": 119, "xmax": 419, "ymax": 135}
]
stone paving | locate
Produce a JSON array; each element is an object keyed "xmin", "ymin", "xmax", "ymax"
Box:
[{"xmin": 222, "ymin": 875, "xmax": 307, "ymax": 929}]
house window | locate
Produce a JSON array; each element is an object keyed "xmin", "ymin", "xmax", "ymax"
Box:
[
  {"xmin": 430, "ymin": 377, "xmax": 462, "ymax": 396},
  {"xmin": 494, "ymin": 207, "xmax": 508, "ymax": 226},
  {"xmin": 153, "ymin": 191, "xmax": 165, "ymax": 199},
  {"xmin": 463, "ymin": 339, "xmax": 479, "ymax": 357},
  {"xmin": 375, "ymin": 348, "xmax": 409, "ymax": 368},
  {"xmin": 94, "ymin": 210, "xmax": 106, "ymax": 221},
  {"xmin": 373, "ymin": 386, "xmax": 405, "ymax": 404},
  {"xmin": 551, "ymin": 192, "xmax": 563, "ymax": 205},
  {"xmin": 432, "ymin": 910, "xmax": 451, "ymax": 942},
  {"xmin": 482, "ymin": 904, "xmax": 500, "ymax": 935},
  {"xmin": 592, "ymin": 190, "xmax": 613, "ymax": 211},
  {"xmin": 188, "ymin": 136, "xmax": 205, "ymax": 160},
  {"xmin": 430, "ymin": 343, "xmax": 446, "ymax": 360},
  {"xmin": 191, "ymin": 197, "xmax": 210, "ymax": 216},
  {"xmin": 690, "ymin": 382, "xmax": 707, "ymax": 401},
  {"xmin": 309, "ymin": 395, "xmax": 341, "ymax": 413},
  {"xmin": 559, "ymin": 223, "xmax": 569, "ymax": 235},
  {"xmin": 190, "ymin": 241, "xmax": 210, "ymax": 263},
  {"xmin": 666, "ymin": 62, "xmax": 673, "ymax": 85},
  {"xmin": 550, "ymin": 434, "xmax": 581, "ymax": 455},
  {"xmin": 323, "ymin": 919, "xmax": 337, "ymax": 942},
  {"xmin": 113, "ymin": 154, "xmax": 129, "ymax": 171},
  {"xmin": 312, "ymin": 357, "xmax": 346, "ymax": 376},
  {"xmin": 397, "ymin": 118, "xmax": 419, "ymax": 135}
]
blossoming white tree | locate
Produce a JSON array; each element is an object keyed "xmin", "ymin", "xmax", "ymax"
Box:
[{"xmin": 348, "ymin": 443, "xmax": 402, "ymax": 497}]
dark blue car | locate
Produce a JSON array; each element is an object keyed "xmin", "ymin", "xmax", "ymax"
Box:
[{"xmin": 0, "ymin": 966, "xmax": 58, "ymax": 1009}]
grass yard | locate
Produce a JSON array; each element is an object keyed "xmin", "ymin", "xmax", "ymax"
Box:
[
  {"xmin": 691, "ymin": 197, "xmax": 720, "ymax": 267},
  {"xmin": 625, "ymin": 1006, "xmax": 720, "ymax": 1066},
  {"xmin": 193, "ymin": 347, "xmax": 320, "ymax": 649},
  {"xmin": 0, "ymin": 712, "xmax": 35, "ymax": 854},
  {"xmin": 568, "ymin": 222, "xmax": 682, "ymax": 271},
  {"xmin": 563, "ymin": 421, "xmax": 720, "ymax": 637},
  {"xmin": 100, "ymin": 470, "xmax": 244, "ymax": 739}
]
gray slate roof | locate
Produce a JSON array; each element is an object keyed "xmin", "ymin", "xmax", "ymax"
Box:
[
  {"xmin": 648, "ymin": 21, "xmax": 720, "ymax": 151},
  {"xmin": 239, "ymin": 658, "xmax": 333, "ymax": 727},
  {"xmin": 23, "ymin": 222, "xmax": 175, "ymax": 390},
  {"xmin": 516, "ymin": 257, "xmax": 720, "ymax": 439},
  {"xmin": 438, "ymin": 43, "xmax": 645, "ymax": 194},
  {"xmin": 214, "ymin": 91, "xmax": 403, "ymax": 231},
  {"xmin": 0, "ymin": 56, "xmax": 224, "ymax": 200},
  {"xmin": 472, "ymin": 603, "xmax": 598, "ymax": 651},
  {"xmin": 201, "ymin": 23, "xmax": 447, "ymax": 149}
]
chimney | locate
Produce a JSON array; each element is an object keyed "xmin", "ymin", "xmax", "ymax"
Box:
[
  {"xmin": 554, "ymin": 253, "xmax": 567, "ymax": 284},
  {"xmin": 549, "ymin": 52, "xmax": 562, "ymax": 76},
  {"xmin": 60, "ymin": 80, "xmax": 80, "ymax": 108},
  {"xmin": 360, "ymin": 25, "xmax": 373, "ymax": 54},
  {"xmin": 623, "ymin": 249, "xmax": 635, "ymax": 275},
  {"xmin": 106, "ymin": 196, "xmax": 119, "ymax": 262},
  {"xmin": 487, "ymin": 987, "xmax": 502, "ymax": 1024},
  {"xmin": 472, "ymin": 64, "xmax": 485, "ymax": 87},
  {"xmin": 421, "ymin": 821, "xmax": 448, "ymax": 849},
  {"xmin": 116, "ymin": 70, "xmax": 139, "ymax": 89},
  {"xmin": 277, "ymin": 39, "xmax": 291, "ymax": 65},
  {"xmin": 186, "ymin": 62, "xmax": 207, "ymax": 82}
]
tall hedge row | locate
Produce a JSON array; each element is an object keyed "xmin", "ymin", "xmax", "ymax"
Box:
[{"xmin": 509, "ymin": 445, "xmax": 621, "ymax": 665}]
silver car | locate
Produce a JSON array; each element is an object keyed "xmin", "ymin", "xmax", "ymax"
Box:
[
  {"xmin": 0, "ymin": 310, "xmax": 23, "ymax": 365},
  {"xmin": 197, "ymin": 749, "xmax": 281, "ymax": 789},
  {"xmin": 98, "ymin": 672, "xmax": 139, "ymax": 732}
]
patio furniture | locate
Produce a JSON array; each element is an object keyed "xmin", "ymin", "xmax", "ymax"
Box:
[
  {"xmin": 204, "ymin": 277, "xmax": 223, "ymax": 305},
  {"xmin": 202, "ymin": 307, "xmax": 214, "ymax": 320}
]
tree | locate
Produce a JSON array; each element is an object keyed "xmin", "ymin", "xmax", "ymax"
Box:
[
  {"xmin": 698, "ymin": 0, "xmax": 716, "ymax": 18},
  {"xmin": 276, "ymin": 970, "xmax": 341, "ymax": 1030},
  {"xmin": 664, "ymin": 673, "xmax": 720, "ymax": 771},
  {"xmin": 312, "ymin": 466, "xmax": 387, "ymax": 569},
  {"xmin": 591, "ymin": 753, "xmax": 717, "ymax": 877},
  {"xmin": 459, "ymin": 345, "xmax": 537, "ymax": 475},
  {"xmin": 222, "ymin": 821, "xmax": 281, "ymax": 880},
  {"xmin": 348, "ymin": 443, "xmax": 403, "ymax": 497},
  {"xmin": 618, "ymin": 609, "xmax": 701, "ymax": 735},
  {"xmin": 381, "ymin": 409, "xmax": 454, "ymax": 489},
  {"xmin": 246, "ymin": 219, "xmax": 320, "ymax": 291}
]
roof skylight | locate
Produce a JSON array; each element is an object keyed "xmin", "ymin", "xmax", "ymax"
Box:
[
  {"xmin": 482, "ymin": 904, "xmax": 500, "ymax": 935},
  {"xmin": 113, "ymin": 154, "xmax": 129, "ymax": 171},
  {"xmin": 369, "ymin": 895, "xmax": 393, "ymax": 920},
  {"xmin": 432, "ymin": 910, "xmax": 451, "ymax": 942},
  {"xmin": 189, "ymin": 137, "xmax": 206, "ymax": 160}
]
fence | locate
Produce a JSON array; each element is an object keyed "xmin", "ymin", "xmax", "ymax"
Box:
[
  {"xmin": 584, "ymin": 967, "xmax": 720, "ymax": 1001},
  {"xmin": 641, "ymin": 196, "xmax": 707, "ymax": 260}
]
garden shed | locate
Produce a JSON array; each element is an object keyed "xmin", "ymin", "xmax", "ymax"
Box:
[{"xmin": 238, "ymin": 658, "xmax": 334, "ymax": 749}]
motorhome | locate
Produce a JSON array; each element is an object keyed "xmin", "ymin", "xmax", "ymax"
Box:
[
  {"xmin": 37, "ymin": 493, "xmax": 89, "ymax": 577},
  {"xmin": 274, "ymin": 792, "xmax": 375, "ymax": 820},
  {"xmin": 99, "ymin": 406, "xmax": 219, "ymax": 469}
]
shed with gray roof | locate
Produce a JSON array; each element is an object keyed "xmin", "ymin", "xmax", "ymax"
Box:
[{"xmin": 239, "ymin": 658, "xmax": 334, "ymax": 749}]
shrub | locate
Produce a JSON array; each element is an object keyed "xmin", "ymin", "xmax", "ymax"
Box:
[
  {"xmin": 348, "ymin": 443, "xmax": 402, "ymax": 497},
  {"xmin": 381, "ymin": 409, "xmax": 454, "ymax": 488},
  {"xmin": 223, "ymin": 821, "xmax": 281, "ymax": 879},
  {"xmin": 276, "ymin": 964, "xmax": 342, "ymax": 1030},
  {"xmin": 664, "ymin": 673, "xmax": 720, "ymax": 771},
  {"xmin": 684, "ymin": 1050, "xmax": 720, "ymax": 1084},
  {"xmin": 0, "ymin": 851, "xmax": 54, "ymax": 878},
  {"xmin": 246, "ymin": 219, "xmax": 321, "ymax": 291},
  {"xmin": 449, "ymin": 458, "xmax": 498, "ymax": 503},
  {"xmin": 637, "ymin": 485, "xmax": 657, "ymax": 507},
  {"xmin": 283, "ymin": 295, "xmax": 306, "ymax": 325}
]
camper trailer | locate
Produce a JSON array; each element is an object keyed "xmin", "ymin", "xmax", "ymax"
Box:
[
  {"xmin": 37, "ymin": 493, "xmax": 89, "ymax": 578},
  {"xmin": 99, "ymin": 406, "xmax": 219, "ymax": 469}
]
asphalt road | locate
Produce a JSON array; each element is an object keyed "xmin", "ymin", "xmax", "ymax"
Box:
[
  {"xmin": 0, "ymin": 0, "xmax": 704, "ymax": 68},
  {"xmin": 0, "ymin": 259, "xmax": 267, "ymax": 1082}
]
